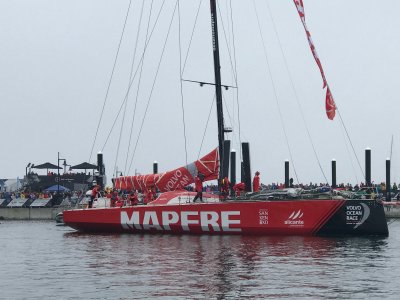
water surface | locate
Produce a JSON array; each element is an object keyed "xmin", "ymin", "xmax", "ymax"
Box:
[{"xmin": 1, "ymin": 220, "xmax": 399, "ymax": 299}]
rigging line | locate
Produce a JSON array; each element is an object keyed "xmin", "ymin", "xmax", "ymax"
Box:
[
  {"xmin": 337, "ymin": 109, "xmax": 365, "ymax": 179},
  {"xmin": 265, "ymin": 1, "xmax": 328, "ymax": 184},
  {"xmin": 115, "ymin": 0, "xmax": 148, "ymax": 177},
  {"xmin": 218, "ymin": 0, "xmax": 243, "ymax": 160},
  {"xmin": 221, "ymin": 92, "xmax": 239, "ymax": 152},
  {"xmin": 127, "ymin": 1, "xmax": 179, "ymax": 174},
  {"xmin": 198, "ymin": 94, "xmax": 216, "ymax": 159},
  {"xmin": 178, "ymin": 0, "xmax": 188, "ymax": 166},
  {"xmin": 181, "ymin": 0, "xmax": 203, "ymax": 75},
  {"xmin": 100, "ymin": 0, "xmax": 166, "ymax": 152},
  {"xmin": 222, "ymin": 92, "xmax": 250, "ymax": 143},
  {"xmin": 113, "ymin": 81, "xmax": 129, "ymax": 177},
  {"xmin": 89, "ymin": 0, "xmax": 133, "ymax": 163},
  {"xmin": 338, "ymin": 115, "xmax": 359, "ymax": 184},
  {"xmin": 124, "ymin": 0, "xmax": 152, "ymax": 175},
  {"xmin": 223, "ymin": 0, "xmax": 234, "ymax": 148},
  {"xmin": 252, "ymin": 0, "xmax": 300, "ymax": 184},
  {"xmin": 229, "ymin": 0, "xmax": 243, "ymax": 162},
  {"xmin": 221, "ymin": 93, "xmax": 233, "ymax": 133},
  {"xmin": 216, "ymin": 1, "xmax": 237, "ymax": 83}
]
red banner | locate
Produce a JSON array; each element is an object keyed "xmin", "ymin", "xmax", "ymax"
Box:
[
  {"xmin": 113, "ymin": 148, "xmax": 219, "ymax": 192},
  {"xmin": 293, "ymin": 0, "xmax": 336, "ymax": 120},
  {"xmin": 325, "ymin": 86, "xmax": 336, "ymax": 120}
]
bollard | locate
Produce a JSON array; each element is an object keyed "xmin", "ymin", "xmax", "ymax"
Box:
[
  {"xmin": 332, "ymin": 159, "xmax": 337, "ymax": 188},
  {"xmin": 365, "ymin": 148, "xmax": 371, "ymax": 186}
]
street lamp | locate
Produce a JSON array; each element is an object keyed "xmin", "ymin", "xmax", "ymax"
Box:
[{"xmin": 58, "ymin": 152, "xmax": 67, "ymax": 194}]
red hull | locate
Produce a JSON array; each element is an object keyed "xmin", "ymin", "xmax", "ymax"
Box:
[{"xmin": 63, "ymin": 198, "xmax": 388, "ymax": 236}]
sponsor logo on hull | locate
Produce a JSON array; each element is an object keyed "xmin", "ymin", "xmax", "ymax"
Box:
[
  {"xmin": 284, "ymin": 209, "xmax": 304, "ymax": 227},
  {"xmin": 346, "ymin": 203, "xmax": 370, "ymax": 229},
  {"xmin": 120, "ymin": 210, "xmax": 242, "ymax": 232},
  {"xmin": 259, "ymin": 209, "xmax": 269, "ymax": 225}
]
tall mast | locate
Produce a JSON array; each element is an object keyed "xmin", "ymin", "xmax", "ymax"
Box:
[{"xmin": 209, "ymin": 0, "xmax": 225, "ymax": 182}]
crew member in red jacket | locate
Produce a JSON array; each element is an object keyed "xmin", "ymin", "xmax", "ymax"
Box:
[
  {"xmin": 253, "ymin": 171, "xmax": 260, "ymax": 192},
  {"xmin": 129, "ymin": 190, "xmax": 139, "ymax": 206},
  {"xmin": 144, "ymin": 186, "xmax": 156, "ymax": 204},
  {"xmin": 193, "ymin": 173, "xmax": 204, "ymax": 203},
  {"xmin": 110, "ymin": 190, "xmax": 119, "ymax": 207},
  {"xmin": 233, "ymin": 182, "xmax": 245, "ymax": 197},
  {"xmin": 89, "ymin": 185, "xmax": 99, "ymax": 208}
]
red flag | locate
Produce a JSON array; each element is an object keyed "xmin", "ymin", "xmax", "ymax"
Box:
[
  {"xmin": 325, "ymin": 87, "xmax": 336, "ymax": 120},
  {"xmin": 293, "ymin": 0, "xmax": 327, "ymax": 88}
]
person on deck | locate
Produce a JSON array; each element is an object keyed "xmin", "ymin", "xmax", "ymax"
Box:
[
  {"xmin": 144, "ymin": 187, "xmax": 155, "ymax": 204},
  {"xmin": 233, "ymin": 182, "xmax": 245, "ymax": 197},
  {"xmin": 221, "ymin": 176, "xmax": 230, "ymax": 200},
  {"xmin": 129, "ymin": 190, "xmax": 139, "ymax": 206},
  {"xmin": 110, "ymin": 190, "xmax": 119, "ymax": 207},
  {"xmin": 253, "ymin": 171, "xmax": 260, "ymax": 192},
  {"xmin": 193, "ymin": 173, "xmax": 204, "ymax": 203},
  {"xmin": 89, "ymin": 185, "xmax": 99, "ymax": 208}
]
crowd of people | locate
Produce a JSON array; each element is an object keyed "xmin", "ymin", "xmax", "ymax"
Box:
[{"xmin": 3, "ymin": 170, "xmax": 400, "ymax": 207}]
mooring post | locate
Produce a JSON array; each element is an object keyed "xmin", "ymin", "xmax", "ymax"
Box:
[
  {"xmin": 332, "ymin": 159, "xmax": 337, "ymax": 188},
  {"xmin": 386, "ymin": 158, "xmax": 391, "ymax": 201},
  {"xmin": 222, "ymin": 140, "xmax": 231, "ymax": 181},
  {"xmin": 97, "ymin": 151, "xmax": 104, "ymax": 189},
  {"xmin": 284, "ymin": 160, "xmax": 289, "ymax": 188},
  {"xmin": 153, "ymin": 161, "xmax": 158, "ymax": 174},
  {"xmin": 365, "ymin": 148, "xmax": 371, "ymax": 186},
  {"xmin": 242, "ymin": 142, "xmax": 252, "ymax": 192},
  {"xmin": 230, "ymin": 150, "xmax": 236, "ymax": 196}
]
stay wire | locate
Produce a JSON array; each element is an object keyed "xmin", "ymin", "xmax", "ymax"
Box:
[
  {"xmin": 113, "ymin": 1, "xmax": 142, "ymax": 177},
  {"xmin": 217, "ymin": 0, "xmax": 243, "ymax": 160},
  {"xmin": 338, "ymin": 115, "xmax": 359, "ymax": 183},
  {"xmin": 252, "ymin": 0, "xmax": 300, "ymax": 184},
  {"xmin": 89, "ymin": 0, "xmax": 133, "ymax": 163},
  {"xmin": 222, "ymin": 93, "xmax": 250, "ymax": 145},
  {"xmin": 127, "ymin": 1, "xmax": 179, "ymax": 174},
  {"xmin": 178, "ymin": 0, "xmax": 188, "ymax": 166},
  {"xmin": 124, "ymin": 0, "xmax": 152, "ymax": 175},
  {"xmin": 181, "ymin": 0, "xmax": 203, "ymax": 75},
  {"xmin": 100, "ymin": 0, "xmax": 166, "ymax": 152},
  {"xmin": 115, "ymin": 0, "xmax": 149, "ymax": 177},
  {"xmin": 337, "ymin": 109, "xmax": 365, "ymax": 178},
  {"xmin": 229, "ymin": 0, "xmax": 243, "ymax": 161},
  {"xmin": 198, "ymin": 94, "xmax": 216, "ymax": 159},
  {"xmin": 265, "ymin": 1, "xmax": 328, "ymax": 184},
  {"xmin": 216, "ymin": 2, "xmax": 237, "ymax": 85}
]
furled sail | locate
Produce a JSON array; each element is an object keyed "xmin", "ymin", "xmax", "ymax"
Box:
[{"xmin": 113, "ymin": 148, "xmax": 219, "ymax": 192}]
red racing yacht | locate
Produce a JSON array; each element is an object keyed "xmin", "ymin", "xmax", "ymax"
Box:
[
  {"xmin": 64, "ymin": 189, "xmax": 388, "ymax": 236},
  {"xmin": 63, "ymin": 1, "xmax": 388, "ymax": 236}
]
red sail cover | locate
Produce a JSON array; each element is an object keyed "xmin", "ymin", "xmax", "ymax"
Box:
[{"xmin": 113, "ymin": 148, "xmax": 219, "ymax": 192}]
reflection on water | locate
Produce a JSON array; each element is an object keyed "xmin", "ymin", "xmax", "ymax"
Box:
[{"xmin": 1, "ymin": 220, "xmax": 399, "ymax": 299}]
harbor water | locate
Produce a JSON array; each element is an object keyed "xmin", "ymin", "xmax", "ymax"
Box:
[{"xmin": 1, "ymin": 220, "xmax": 400, "ymax": 299}]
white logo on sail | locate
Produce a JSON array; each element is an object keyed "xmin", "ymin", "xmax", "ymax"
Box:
[{"xmin": 284, "ymin": 209, "xmax": 304, "ymax": 226}]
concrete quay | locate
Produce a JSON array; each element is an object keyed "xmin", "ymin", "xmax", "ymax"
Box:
[
  {"xmin": 0, "ymin": 207, "xmax": 65, "ymax": 220},
  {"xmin": 384, "ymin": 204, "xmax": 400, "ymax": 218}
]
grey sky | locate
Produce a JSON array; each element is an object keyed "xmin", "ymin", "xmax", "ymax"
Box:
[{"xmin": 1, "ymin": 1, "xmax": 399, "ymax": 186}]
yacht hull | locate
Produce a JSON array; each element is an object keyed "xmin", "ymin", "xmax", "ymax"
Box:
[{"xmin": 63, "ymin": 199, "xmax": 388, "ymax": 236}]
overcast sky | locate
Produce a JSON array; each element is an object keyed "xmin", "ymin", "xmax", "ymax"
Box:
[{"xmin": 1, "ymin": 0, "xmax": 400, "ymax": 186}]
